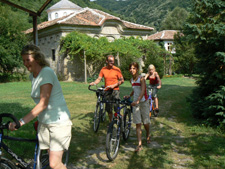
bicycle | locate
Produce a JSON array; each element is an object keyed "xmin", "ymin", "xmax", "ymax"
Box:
[
  {"xmin": 148, "ymin": 86, "xmax": 157, "ymax": 117},
  {"xmin": 0, "ymin": 113, "xmax": 69, "ymax": 169},
  {"xmin": 88, "ymin": 85, "xmax": 107, "ymax": 132},
  {"xmin": 105, "ymin": 98, "xmax": 132, "ymax": 161}
]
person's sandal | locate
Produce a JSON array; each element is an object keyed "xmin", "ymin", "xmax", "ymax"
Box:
[
  {"xmin": 147, "ymin": 136, "xmax": 151, "ymax": 144},
  {"xmin": 135, "ymin": 145, "xmax": 142, "ymax": 152}
]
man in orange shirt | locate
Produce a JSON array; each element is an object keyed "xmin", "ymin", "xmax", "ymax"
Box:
[{"xmin": 90, "ymin": 55, "xmax": 124, "ymax": 122}]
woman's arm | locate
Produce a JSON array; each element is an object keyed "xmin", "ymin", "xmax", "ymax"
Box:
[
  {"xmin": 155, "ymin": 72, "xmax": 162, "ymax": 89},
  {"xmin": 9, "ymin": 83, "xmax": 53, "ymax": 130},
  {"xmin": 144, "ymin": 73, "xmax": 149, "ymax": 80}
]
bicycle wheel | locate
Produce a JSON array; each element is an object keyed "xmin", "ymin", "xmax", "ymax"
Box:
[
  {"xmin": 106, "ymin": 119, "xmax": 120, "ymax": 161},
  {"xmin": 0, "ymin": 157, "xmax": 16, "ymax": 169},
  {"xmin": 37, "ymin": 149, "xmax": 50, "ymax": 169},
  {"xmin": 151, "ymin": 101, "xmax": 157, "ymax": 117},
  {"xmin": 93, "ymin": 102, "xmax": 101, "ymax": 132},
  {"xmin": 62, "ymin": 149, "xmax": 69, "ymax": 167},
  {"xmin": 37, "ymin": 149, "xmax": 69, "ymax": 169},
  {"xmin": 101, "ymin": 102, "xmax": 106, "ymax": 122},
  {"xmin": 122, "ymin": 108, "xmax": 132, "ymax": 141}
]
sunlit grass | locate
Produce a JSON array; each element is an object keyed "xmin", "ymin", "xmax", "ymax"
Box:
[{"xmin": 0, "ymin": 77, "xmax": 225, "ymax": 168}]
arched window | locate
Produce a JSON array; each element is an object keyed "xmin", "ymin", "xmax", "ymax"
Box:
[{"xmin": 55, "ymin": 13, "xmax": 58, "ymax": 19}]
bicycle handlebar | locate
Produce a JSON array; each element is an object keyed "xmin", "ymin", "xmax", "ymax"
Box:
[
  {"xmin": 0, "ymin": 113, "xmax": 21, "ymax": 130},
  {"xmin": 103, "ymin": 98, "xmax": 132, "ymax": 106},
  {"xmin": 88, "ymin": 85, "xmax": 107, "ymax": 92}
]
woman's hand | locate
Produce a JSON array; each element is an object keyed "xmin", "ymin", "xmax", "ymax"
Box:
[
  {"xmin": 157, "ymin": 85, "xmax": 161, "ymax": 89},
  {"xmin": 131, "ymin": 100, "xmax": 139, "ymax": 106},
  {"xmin": 9, "ymin": 122, "xmax": 17, "ymax": 131}
]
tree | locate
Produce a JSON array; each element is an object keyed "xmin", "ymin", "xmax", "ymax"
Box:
[
  {"xmin": 173, "ymin": 32, "xmax": 198, "ymax": 75},
  {"xmin": 186, "ymin": 0, "xmax": 225, "ymax": 126},
  {"xmin": 0, "ymin": 5, "xmax": 28, "ymax": 74},
  {"xmin": 160, "ymin": 7, "xmax": 189, "ymax": 30}
]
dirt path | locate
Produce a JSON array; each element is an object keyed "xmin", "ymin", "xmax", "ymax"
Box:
[{"xmin": 67, "ymin": 116, "xmax": 194, "ymax": 169}]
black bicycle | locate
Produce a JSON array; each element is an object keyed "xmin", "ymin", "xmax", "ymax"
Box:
[
  {"xmin": 0, "ymin": 113, "xmax": 69, "ymax": 169},
  {"xmin": 88, "ymin": 85, "xmax": 107, "ymax": 132},
  {"xmin": 105, "ymin": 98, "xmax": 132, "ymax": 161}
]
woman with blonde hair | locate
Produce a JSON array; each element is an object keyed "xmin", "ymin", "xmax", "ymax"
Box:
[
  {"xmin": 145, "ymin": 64, "xmax": 162, "ymax": 115},
  {"xmin": 9, "ymin": 44, "xmax": 72, "ymax": 169}
]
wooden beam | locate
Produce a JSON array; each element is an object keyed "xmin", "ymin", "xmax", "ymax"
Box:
[
  {"xmin": 0, "ymin": 0, "xmax": 38, "ymax": 16},
  {"xmin": 37, "ymin": 0, "xmax": 52, "ymax": 15}
]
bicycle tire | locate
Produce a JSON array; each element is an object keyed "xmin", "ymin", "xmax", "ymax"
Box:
[
  {"xmin": 122, "ymin": 108, "xmax": 132, "ymax": 141},
  {"xmin": 0, "ymin": 157, "xmax": 16, "ymax": 169},
  {"xmin": 151, "ymin": 101, "xmax": 157, "ymax": 117},
  {"xmin": 38, "ymin": 149, "xmax": 69, "ymax": 169},
  {"xmin": 106, "ymin": 119, "xmax": 120, "ymax": 161},
  {"xmin": 93, "ymin": 102, "xmax": 101, "ymax": 132},
  {"xmin": 62, "ymin": 149, "xmax": 69, "ymax": 167},
  {"xmin": 101, "ymin": 103, "xmax": 106, "ymax": 122}
]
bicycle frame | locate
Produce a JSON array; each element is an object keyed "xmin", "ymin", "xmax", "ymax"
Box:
[
  {"xmin": 105, "ymin": 99, "xmax": 132, "ymax": 134},
  {"xmin": 0, "ymin": 133, "xmax": 37, "ymax": 169},
  {"xmin": 148, "ymin": 88, "xmax": 154, "ymax": 112}
]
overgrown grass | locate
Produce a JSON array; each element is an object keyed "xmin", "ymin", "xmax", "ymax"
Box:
[{"xmin": 0, "ymin": 77, "xmax": 225, "ymax": 168}]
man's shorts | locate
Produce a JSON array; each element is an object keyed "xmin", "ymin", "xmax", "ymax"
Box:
[
  {"xmin": 149, "ymin": 84, "xmax": 159, "ymax": 98},
  {"xmin": 104, "ymin": 90, "xmax": 120, "ymax": 113},
  {"xmin": 38, "ymin": 120, "xmax": 72, "ymax": 151},
  {"xmin": 132, "ymin": 100, "xmax": 150, "ymax": 124}
]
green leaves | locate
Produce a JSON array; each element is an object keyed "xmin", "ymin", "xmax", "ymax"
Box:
[
  {"xmin": 187, "ymin": 0, "xmax": 225, "ymax": 127},
  {"xmin": 60, "ymin": 31, "xmax": 166, "ymax": 79},
  {"xmin": 0, "ymin": 5, "xmax": 28, "ymax": 74}
]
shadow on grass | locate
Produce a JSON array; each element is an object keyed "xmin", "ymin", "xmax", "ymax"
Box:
[{"xmin": 0, "ymin": 102, "xmax": 37, "ymax": 160}]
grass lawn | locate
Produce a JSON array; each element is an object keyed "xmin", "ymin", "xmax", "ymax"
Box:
[{"xmin": 0, "ymin": 77, "xmax": 225, "ymax": 168}]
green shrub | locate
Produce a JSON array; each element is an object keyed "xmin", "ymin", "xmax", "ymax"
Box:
[{"xmin": 0, "ymin": 73, "xmax": 28, "ymax": 82}]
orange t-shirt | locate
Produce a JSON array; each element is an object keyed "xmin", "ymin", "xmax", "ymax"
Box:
[{"xmin": 99, "ymin": 66, "xmax": 123, "ymax": 90}]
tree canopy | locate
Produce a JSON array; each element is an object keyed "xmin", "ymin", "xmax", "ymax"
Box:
[
  {"xmin": 186, "ymin": 0, "xmax": 225, "ymax": 127},
  {"xmin": 0, "ymin": 5, "xmax": 28, "ymax": 73}
]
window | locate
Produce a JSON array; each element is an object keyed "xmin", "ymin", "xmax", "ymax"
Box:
[
  {"xmin": 52, "ymin": 49, "xmax": 55, "ymax": 61},
  {"xmin": 167, "ymin": 42, "xmax": 173, "ymax": 52},
  {"xmin": 55, "ymin": 13, "xmax": 58, "ymax": 19}
]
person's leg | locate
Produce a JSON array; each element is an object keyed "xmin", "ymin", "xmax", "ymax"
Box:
[
  {"xmin": 140, "ymin": 101, "xmax": 151, "ymax": 143},
  {"xmin": 104, "ymin": 91, "xmax": 113, "ymax": 122},
  {"xmin": 144, "ymin": 123, "xmax": 150, "ymax": 143},
  {"xmin": 112, "ymin": 90, "xmax": 120, "ymax": 122},
  {"xmin": 155, "ymin": 97, "xmax": 159, "ymax": 109},
  {"xmin": 49, "ymin": 150, "xmax": 66, "ymax": 169},
  {"xmin": 136, "ymin": 123, "xmax": 142, "ymax": 151},
  {"xmin": 108, "ymin": 111, "xmax": 113, "ymax": 122}
]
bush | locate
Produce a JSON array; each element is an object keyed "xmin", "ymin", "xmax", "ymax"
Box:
[{"xmin": 0, "ymin": 73, "xmax": 28, "ymax": 83}]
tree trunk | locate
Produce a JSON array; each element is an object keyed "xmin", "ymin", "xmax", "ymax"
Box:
[
  {"xmin": 169, "ymin": 54, "xmax": 173, "ymax": 75},
  {"xmin": 116, "ymin": 52, "xmax": 120, "ymax": 66},
  {"xmin": 84, "ymin": 50, "xmax": 87, "ymax": 83}
]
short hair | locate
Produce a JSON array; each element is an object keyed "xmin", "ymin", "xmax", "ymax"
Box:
[
  {"xmin": 21, "ymin": 44, "xmax": 50, "ymax": 67},
  {"xmin": 129, "ymin": 62, "xmax": 139, "ymax": 70},
  {"xmin": 106, "ymin": 55, "xmax": 114, "ymax": 60}
]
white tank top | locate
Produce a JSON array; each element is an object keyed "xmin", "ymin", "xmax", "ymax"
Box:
[{"xmin": 131, "ymin": 76, "xmax": 148, "ymax": 102}]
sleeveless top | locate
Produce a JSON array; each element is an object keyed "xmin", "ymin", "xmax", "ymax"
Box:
[
  {"xmin": 131, "ymin": 76, "xmax": 148, "ymax": 102},
  {"xmin": 149, "ymin": 74, "xmax": 158, "ymax": 85}
]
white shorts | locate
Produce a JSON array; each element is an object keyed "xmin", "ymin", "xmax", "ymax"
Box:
[
  {"xmin": 38, "ymin": 120, "xmax": 72, "ymax": 151},
  {"xmin": 132, "ymin": 100, "xmax": 150, "ymax": 124}
]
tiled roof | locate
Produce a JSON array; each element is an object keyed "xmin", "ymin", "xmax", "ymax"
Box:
[
  {"xmin": 147, "ymin": 30, "xmax": 180, "ymax": 40},
  {"xmin": 25, "ymin": 7, "xmax": 154, "ymax": 34}
]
